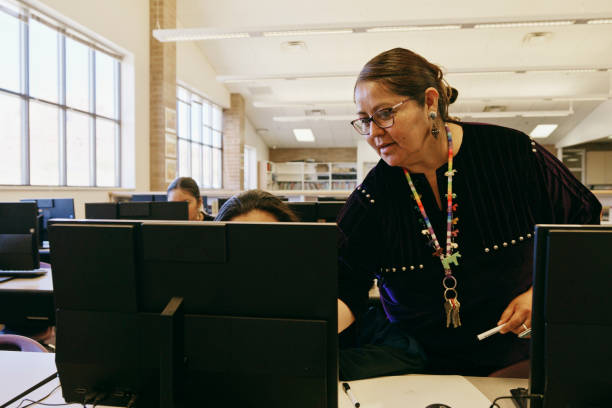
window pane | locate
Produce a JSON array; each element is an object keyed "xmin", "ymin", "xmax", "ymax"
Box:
[
  {"xmin": 178, "ymin": 139, "xmax": 190, "ymax": 176},
  {"xmin": 191, "ymin": 144, "xmax": 202, "ymax": 187},
  {"xmin": 212, "ymin": 106, "xmax": 222, "ymax": 130},
  {"xmin": 66, "ymin": 111, "xmax": 91, "ymax": 186},
  {"xmin": 30, "ymin": 101, "xmax": 59, "ymax": 185},
  {"xmin": 191, "ymin": 102, "xmax": 202, "ymax": 142},
  {"xmin": 29, "ymin": 20, "xmax": 59, "ymax": 103},
  {"xmin": 95, "ymin": 51, "xmax": 117, "ymax": 118},
  {"xmin": 96, "ymin": 119, "xmax": 116, "ymax": 186},
  {"xmin": 66, "ymin": 38, "xmax": 90, "ymax": 111},
  {"xmin": 203, "ymin": 126, "xmax": 212, "ymax": 146},
  {"xmin": 212, "ymin": 130, "xmax": 222, "ymax": 148},
  {"xmin": 177, "ymin": 101, "xmax": 190, "ymax": 140},
  {"xmin": 0, "ymin": 10, "xmax": 20, "ymax": 93},
  {"xmin": 0, "ymin": 92, "xmax": 22, "ymax": 184},
  {"xmin": 203, "ymin": 146, "xmax": 212, "ymax": 188},
  {"xmin": 212, "ymin": 148, "xmax": 221, "ymax": 188},
  {"xmin": 202, "ymin": 102, "xmax": 211, "ymax": 127}
]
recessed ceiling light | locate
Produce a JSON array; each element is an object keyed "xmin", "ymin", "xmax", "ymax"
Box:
[
  {"xmin": 530, "ymin": 124, "xmax": 558, "ymax": 138},
  {"xmin": 293, "ymin": 128, "xmax": 315, "ymax": 142}
]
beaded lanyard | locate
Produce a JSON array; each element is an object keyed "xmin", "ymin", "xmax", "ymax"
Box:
[{"xmin": 403, "ymin": 125, "xmax": 462, "ymax": 328}]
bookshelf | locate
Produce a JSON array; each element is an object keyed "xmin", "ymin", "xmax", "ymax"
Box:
[{"xmin": 264, "ymin": 161, "xmax": 357, "ymax": 191}]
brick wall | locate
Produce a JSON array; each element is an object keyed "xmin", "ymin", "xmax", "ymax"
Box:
[
  {"xmin": 222, "ymin": 94, "xmax": 245, "ymax": 190},
  {"xmin": 149, "ymin": 0, "xmax": 176, "ymax": 191},
  {"xmin": 269, "ymin": 148, "xmax": 357, "ymax": 163}
]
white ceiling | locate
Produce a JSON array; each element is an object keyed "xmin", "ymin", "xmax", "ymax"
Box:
[{"xmin": 176, "ymin": 0, "xmax": 612, "ymax": 148}]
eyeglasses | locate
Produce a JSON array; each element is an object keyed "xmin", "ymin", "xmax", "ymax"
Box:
[{"xmin": 350, "ymin": 99, "xmax": 410, "ymax": 135}]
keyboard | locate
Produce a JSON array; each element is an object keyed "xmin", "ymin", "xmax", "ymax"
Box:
[
  {"xmin": 0, "ymin": 268, "xmax": 48, "ymax": 278},
  {"xmin": 510, "ymin": 387, "xmax": 528, "ymax": 408}
]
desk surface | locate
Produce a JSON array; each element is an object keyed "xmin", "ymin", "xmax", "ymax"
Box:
[
  {"xmin": 1, "ymin": 351, "xmax": 526, "ymax": 408},
  {"xmin": 0, "ymin": 268, "xmax": 53, "ymax": 292}
]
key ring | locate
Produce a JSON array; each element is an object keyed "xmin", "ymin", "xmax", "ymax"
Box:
[
  {"xmin": 442, "ymin": 275, "xmax": 457, "ymax": 290},
  {"xmin": 443, "ymin": 287, "xmax": 457, "ymax": 300}
]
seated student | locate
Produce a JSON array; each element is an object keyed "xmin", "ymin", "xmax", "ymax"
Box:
[
  {"xmin": 167, "ymin": 177, "xmax": 214, "ymax": 221},
  {"xmin": 215, "ymin": 189, "xmax": 298, "ymax": 222}
]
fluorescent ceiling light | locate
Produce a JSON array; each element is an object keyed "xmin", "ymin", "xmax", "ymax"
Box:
[
  {"xmin": 587, "ymin": 19, "xmax": 612, "ymax": 24},
  {"xmin": 263, "ymin": 29, "xmax": 353, "ymax": 37},
  {"xmin": 274, "ymin": 115, "xmax": 355, "ymax": 122},
  {"xmin": 474, "ymin": 20, "xmax": 574, "ymax": 29},
  {"xmin": 367, "ymin": 25, "xmax": 461, "ymax": 32},
  {"xmin": 152, "ymin": 29, "xmax": 249, "ymax": 42},
  {"xmin": 453, "ymin": 109, "xmax": 573, "ymax": 118},
  {"xmin": 530, "ymin": 124, "xmax": 558, "ymax": 138},
  {"xmin": 293, "ymin": 129, "xmax": 315, "ymax": 142},
  {"xmin": 253, "ymin": 101, "xmax": 353, "ymax": 108}
]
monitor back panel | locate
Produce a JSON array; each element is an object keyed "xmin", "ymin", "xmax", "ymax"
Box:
[{"xmin": 531, "ymin": 226, "xmax": 612, "ymax": 408}]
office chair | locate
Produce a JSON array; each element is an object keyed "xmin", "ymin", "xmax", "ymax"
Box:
[{"xmin": 0, "ymin": 334, "xmax": 48, "ymax": 352}]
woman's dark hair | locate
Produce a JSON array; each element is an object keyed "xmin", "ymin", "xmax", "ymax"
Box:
[
  {"xmin": 215, "ymin": 189, "xmax": 299, "ymax": 222},
  {"xmin": 355, "ymin": 47, "xmax": 458, "ymax": 122},
  {"xmin": 167, "ymin": 177, "xmax": 201, "ymax": 201}
]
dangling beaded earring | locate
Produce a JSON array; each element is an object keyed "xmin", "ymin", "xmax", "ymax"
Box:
[{"xmin": 430, "ymin": 111, "xmax": 439, "ymax": 138}]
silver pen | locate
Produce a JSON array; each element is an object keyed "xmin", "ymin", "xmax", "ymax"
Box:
[{"xmin": 342, "ymin": 382, "xmax": 360, "ymax": 408}]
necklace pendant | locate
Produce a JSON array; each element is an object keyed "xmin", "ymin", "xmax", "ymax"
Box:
[
  {"xmin": 444, "ymin": 297, "xmax": 462, "ymax": 328},
  {"xmin": 440, "ymin": 251, "xmax": 461, "ymax": 269}
]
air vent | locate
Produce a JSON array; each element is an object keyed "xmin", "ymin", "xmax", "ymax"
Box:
[
  {"xmin": 305, "ymin": 109, "xmax": 326, "ymax": 116},
  {"xmin": 247, "ymin": 86, "xmax": 273, "ymax": 96},
  {"xmin": 483, "ymin": 105, "xmax": 507, "ymax": 112}
]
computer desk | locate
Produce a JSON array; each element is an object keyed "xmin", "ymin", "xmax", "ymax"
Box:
[
  {"xmin": 0, "ymin": 351, "xmax": 526, "ymax": 408},
  {"xmin": 0, "ymin": 267, "xmax": 54, "ymax": 326}
]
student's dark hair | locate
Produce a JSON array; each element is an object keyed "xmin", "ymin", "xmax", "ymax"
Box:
[
  {"xmin": 215, "ymin": 189, "xmax": 299, "ymax": 222},
  {"xmin": 167, "ymin": 177, "xmax": 201, "ymax": 202},
  {"xmin": 355, "ymin": 47, "xmax": 459, "ymax": 123}
]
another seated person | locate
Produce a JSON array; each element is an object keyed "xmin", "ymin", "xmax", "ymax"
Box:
[
  {"xmin": 215, "ymin": 189, "xmax": 298, "ymax": 222},
  {"xmin": 337, "ymin": 47, "xmax": 601, "ymax": 379},
  {"xmin": 167, "ymin": 177, "xmax": 214, "ymax": 221}
]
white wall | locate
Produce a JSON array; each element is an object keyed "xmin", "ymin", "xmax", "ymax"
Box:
[
  {"xmin": 357, "ymin": 140, "xmax": 380, "ymax": 182},
  {"xmin": 176, "ymin": 21, "xmax": 230, "ymax": 108},
  {"xmin": 245, "ymin": 119, "xmax": 270, "ymax": 163},
  {"xmin": 0, "ymin": 0, "xmax": 151, "ymax": 214}
]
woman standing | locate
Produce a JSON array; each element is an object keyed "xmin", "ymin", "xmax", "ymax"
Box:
[{"xmin": 338, "ymin": 48, "xmax": 601, "ymax": 377}]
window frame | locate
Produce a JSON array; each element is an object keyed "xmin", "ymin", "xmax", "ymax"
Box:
[{"xmin": 0, "ymin": 2, "xmax": 122, "ymax": 187}]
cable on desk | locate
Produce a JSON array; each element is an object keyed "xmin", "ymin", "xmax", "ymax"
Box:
[
  {"xmin": 489, "ymin": 393, "xmax": 543, "ymax": 408},
  {"xmin": 15, "ymin": 384, "xmax": 70, "ymax": 408}
]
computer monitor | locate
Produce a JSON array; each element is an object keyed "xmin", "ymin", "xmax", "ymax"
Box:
[
  {"xmin": 49, "ymin": 220, "xmax": 338, "ymax": 408},
  {"xmin": 530, "ymin": 224, "xmax": 612, "ymax": 408},
  {"xmin": 85, "ymin": 202, "xmax": 188, "ymax": 220},
  {"xmin": 316, "ymin": 202, "xmax": 345, "ymax": 223},
  {"xmin": 288, "ymin": 202, "xmax": 319, "ymax": 222},
  {"xmin": 132, "ymin": 194, "xmax": 167, "ymax": 202},
  {"xmin": 0, "ymin": 202, "xmax": 40, "ymax": 270},
  {"xmin": 21, "ymin": 198, "xmax": 75, "ymax": 245},
  {"xmin": 287, "ymin": 202, "xmax": 344, "ymax": 223}
]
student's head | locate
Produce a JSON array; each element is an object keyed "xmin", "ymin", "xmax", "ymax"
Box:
[
  {"xmin": 215, "ymin": 190, "xmax": 299, "ymax": 222},
  {"xmin": 167, "ymin": 177, "xmax": 203, "ymax": 221}
]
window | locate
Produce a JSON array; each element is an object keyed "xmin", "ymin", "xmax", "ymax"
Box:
[
  {"xmin": 244, "ymin": 145, "xmax": 257, "ymax": 190},
  {"xmin": 0, "ymin": 3, "xmax": 121, "ymax": 186},
  {"xmin": 176, "ymin": 86, "xmax": 223, "ymax": 189}
]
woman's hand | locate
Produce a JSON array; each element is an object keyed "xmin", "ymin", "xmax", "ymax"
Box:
[{"xmin": 497, "ymin": 287, "xmax": 533, "ymax": 335}]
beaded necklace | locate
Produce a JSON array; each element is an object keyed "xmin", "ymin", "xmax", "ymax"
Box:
[{"xmin": 403, "ymin": 124, "xmax": 462, "ymax": 328}]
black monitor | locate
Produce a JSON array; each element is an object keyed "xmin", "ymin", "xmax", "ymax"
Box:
[
  {"xmin": 49, "ymin": 220, "xmax": 338, "ymax": 408},
  {"xmin": 132, "ymin": 194, "xmax": 167, "ymax": 202},
  {"xmin": 316, "ymin": 202, "xmax": 345, "ymax": 223},
  {"xmin": 85, "ymin": 202, "xmax": 188, "ymax": 220},
  {"xmin": 21, "ymin": 198, "xmax": 75, "ymax": 245},
  {"xmin": 0, "ymin": 202, "xmax": 40, "ymax": 270},
  {"xmin": 530, "ymin": 224, "xmax": 612, "ymax": 408},
  {"xmin": 287, "ymin": 202, "xmax": 344, "ymax": 223}
]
